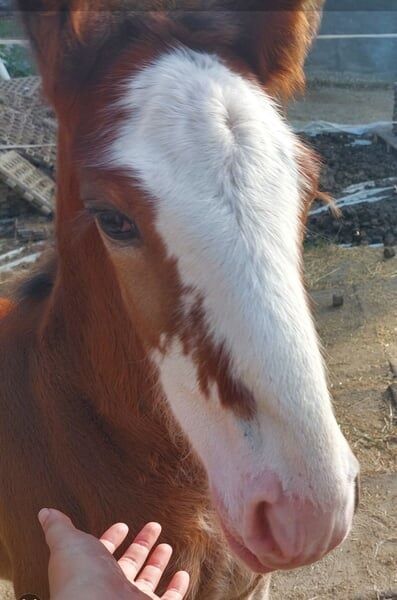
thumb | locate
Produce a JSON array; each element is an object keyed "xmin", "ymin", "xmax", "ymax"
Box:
[{"xmin": 38, "ymin": 508, "xmax": 77, "ymax": 550}]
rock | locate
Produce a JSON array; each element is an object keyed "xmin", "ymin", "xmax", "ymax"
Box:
[
  {"xmin": 384, "ymin": 247, "xmax": 396, "ymax": 260},
  {"xmin": 332, "ymin": 293, "xmax": 344, "ymax": 308}
]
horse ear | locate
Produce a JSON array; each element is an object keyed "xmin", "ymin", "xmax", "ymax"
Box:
[
  {"xmin": 242, "ymin": 1, "xmax": 323, "ymax": 98},
  {"xmin": 180, "ymin": 0, "xmax": 324, "ymax": 99},
  {"xmin": 16, "ymin": 1, "xmax": 109, "ymax": 104}
]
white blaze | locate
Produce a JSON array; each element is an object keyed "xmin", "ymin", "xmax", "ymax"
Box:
[{"xmin": 109, "ymin": 48, "xmax": 356, "ymax": 516}]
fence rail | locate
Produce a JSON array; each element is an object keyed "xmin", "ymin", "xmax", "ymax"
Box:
[{"xmin": 318, "ymin": 33, "xmax": 397, "ymax": 39}]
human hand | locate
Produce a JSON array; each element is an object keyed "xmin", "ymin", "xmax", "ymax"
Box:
[{"xmin": 38, "ymin": 508, "xmax": 190, "ymax": 600}]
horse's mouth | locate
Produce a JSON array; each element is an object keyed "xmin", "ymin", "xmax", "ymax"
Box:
[
  {"xmin": 220, "ymin": 519, "xmax": 273, "ymax": 574},
  {"xmin": 211, "ymin": 503, "xmax": 273, "ymax": 575}
]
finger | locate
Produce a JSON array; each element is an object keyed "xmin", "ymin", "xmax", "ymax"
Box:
[
  {"xmin": 135, "ymin": 543, "xmax": 173, "ymax": 593},
  {"xmin": 118, "ymin": 522, "xmax": 162, "ymax": 582},
  {"xmin": 162, "ymin": 571, "xmax": 190, "ymax": 600},
  {"xmin": 38, "ymin": 508, "xmax": 76, "ymax": 550},
  {"xmin": 100, "ymin": 523, "xmax": 129, "ymax": 554}
]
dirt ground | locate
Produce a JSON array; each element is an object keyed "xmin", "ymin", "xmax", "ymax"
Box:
[
  {"xmin": 271, "ymin": 246, "xmax": 397, "ymax": 600},
  {"xmin": 0, "ymin": 246, "xmax": 395, "ymax": 600}
]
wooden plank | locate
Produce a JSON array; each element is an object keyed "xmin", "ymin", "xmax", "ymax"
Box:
[{"xmin": 0, "ymin": 151, "xmax": 55, "ymax": 216}]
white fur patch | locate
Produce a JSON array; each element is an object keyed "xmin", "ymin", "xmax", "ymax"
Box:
[{"xmin": 109, "ymin": 49, "xmax": 357, "ymax": 511}]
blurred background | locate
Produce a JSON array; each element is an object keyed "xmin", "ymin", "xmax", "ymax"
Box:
[{"xmin": 0, "ymin": 2, "xmax": 395, "ymax": 599}]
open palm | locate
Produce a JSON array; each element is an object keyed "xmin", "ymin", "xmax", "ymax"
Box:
[{"xmin": 38, "ymin": 508, "xmax": 190, "ymax": 600}]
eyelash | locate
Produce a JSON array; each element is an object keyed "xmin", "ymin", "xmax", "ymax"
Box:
[{"xmin": 87, "ymin": 207, "xmax": 141, "ymax": 243}]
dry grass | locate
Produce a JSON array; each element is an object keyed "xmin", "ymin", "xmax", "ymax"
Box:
[{"xmin": 305, "ymin": 245, "xmax": 397, "ymax": 290}]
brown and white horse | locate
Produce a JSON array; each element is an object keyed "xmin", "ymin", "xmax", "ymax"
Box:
[{"xmin": 0, "ymin": 2, "xmax": 359, "ymax": 599}]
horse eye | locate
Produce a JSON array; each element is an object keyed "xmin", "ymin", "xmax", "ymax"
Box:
[{"xmin": 95, "ymin": 210, "xmax": 140, "ymax": 243}]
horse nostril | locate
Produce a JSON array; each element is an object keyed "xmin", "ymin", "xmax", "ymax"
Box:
[{"xmin": 354, "ymin": 475, "xmax": 360, "ymax": 513}]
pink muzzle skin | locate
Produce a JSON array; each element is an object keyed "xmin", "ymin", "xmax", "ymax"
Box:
[{"xmin": 211, "ymin": 469, "xmax": 358, "ymax": 574}]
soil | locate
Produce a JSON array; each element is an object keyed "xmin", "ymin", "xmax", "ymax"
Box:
[
  {"xmin": 0, "ymin": 246, "xmax": 395, "ymax": 600},
  {"xmin": 302, "ymin": 132, "xmax": 397, "ymax": 247},
  {"xmin": 307, "ymin": 197, "xmax": 397, "ymax": 247},
  {"xmin": 289, "ymin": 84, "xmax": 397, "ymax": 249},
  {"xmin": 271, "ymin": 246, "xmax": 397, "ymax": 600},
  {"xmin": 305, "ymin": 132, "xmax": 396, "ymax": 198}
]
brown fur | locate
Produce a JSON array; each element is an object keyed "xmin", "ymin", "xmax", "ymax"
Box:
[
  {"xmin": 0, "ymin": 3, "xmax": 322, "ymax": 598},
  {"xmin": 0, "ymin": 298, "xmax": 12, "ymax": 319}
]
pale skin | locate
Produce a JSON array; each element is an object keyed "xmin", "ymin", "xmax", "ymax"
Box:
[{"xmin": 38, "ymin": 508, "xmax": 190, "ymax": 600}]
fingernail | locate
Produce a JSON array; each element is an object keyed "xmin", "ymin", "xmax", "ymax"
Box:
[{"xmin": 38, "ymin": 508, "xmax": 50, "ymax": 526}]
